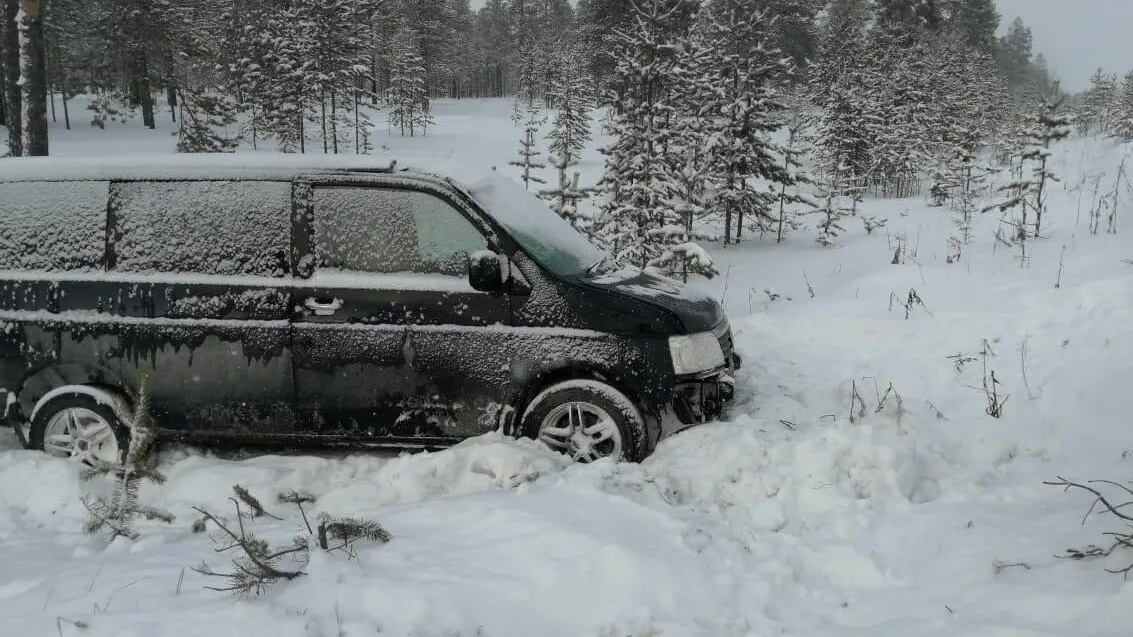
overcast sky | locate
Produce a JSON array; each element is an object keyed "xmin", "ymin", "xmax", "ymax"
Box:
[{"xmin": 996, "ymin": 0, "xmax": 1133, "ymax": 92}]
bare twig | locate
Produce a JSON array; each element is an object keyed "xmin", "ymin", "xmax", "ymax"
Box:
[
  {"xmin": 849, "ymin": 381, "xmax": 867, "ymax": 424},
  {"xmin": 992, "ymin": 560, "xmax": 1032, "ymax": 575},
  {"xmin": 1045, "ymin": 476, "xmax": 1133, "ymax": 579},
  {"xmin": 278, "ymin": 491, "xmax": 317, "ymax": 536},
  {"xmin": 802, "ymin": 268, "xmax": 815, "ymax": 298}
]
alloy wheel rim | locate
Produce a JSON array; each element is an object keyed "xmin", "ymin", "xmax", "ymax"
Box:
[
  {"xmin": 538, "ymin": 401, "xmax": 622, "ymax": 462},
  {"xmin": 43, "ymin": 407, "xmax": 120, "ymax": 465}
]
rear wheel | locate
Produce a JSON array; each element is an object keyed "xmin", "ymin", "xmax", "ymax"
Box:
[
  {"xmin": 29, "ymin": 393, "xmax": 128, "ymax": 467},
  {"xmin": 521, "ymin": 380, "xmax": 648, "ymax": 463}
]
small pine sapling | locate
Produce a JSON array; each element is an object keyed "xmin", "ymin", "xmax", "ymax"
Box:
[
  {"xmin": 510, "ymin": 107, "xmax": 546, "ymax": 190},
  {"xmin": 862, "ymin": 215, "xmax": 888, "ymax": 235},
  {"xmin": 539, "ymin": 150, "xmax": 588, "ymax": 229},
  {"xmin": 775, "ymin": 92, "xmax": 815, "ymax": 243},
  {"xmin": 81, "ymin": 376, "xmax": 174, "ymax": 540},
  {"xmin": 191, "ymin": 499, "xmax": 309, "ymax": 596},
  {"xmin": 812, "ymin": 183, "xmax": 853, "ymax": 247}
]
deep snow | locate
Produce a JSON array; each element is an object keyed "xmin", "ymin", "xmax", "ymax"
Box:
[{"xmin": 2, "ymin": 98, "xmax": 1133, "ymax": 636}]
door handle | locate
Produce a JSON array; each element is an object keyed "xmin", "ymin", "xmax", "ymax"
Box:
[{"xmin": 303, "ymin": 297, "xmax": 343, "ymax": 316}]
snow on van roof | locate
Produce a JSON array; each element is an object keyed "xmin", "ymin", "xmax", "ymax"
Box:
[{"xmin": 0, "ymin": 153, "xmax": 413, "ymax": 182}]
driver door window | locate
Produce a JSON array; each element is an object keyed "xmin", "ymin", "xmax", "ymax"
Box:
[{"xmin": 312, "ymin": 187, "xmax": 488, "ymax": 281}]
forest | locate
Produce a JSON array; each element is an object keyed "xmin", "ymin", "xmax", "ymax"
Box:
[{"xmin": 1, "ymin": 0, "xmax": 1124, "ymax": 278}]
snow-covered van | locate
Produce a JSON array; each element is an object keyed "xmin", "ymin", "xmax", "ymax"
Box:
[{"xmin": 0, "ymin": 155, "xmax": 738, "ymax": 463}]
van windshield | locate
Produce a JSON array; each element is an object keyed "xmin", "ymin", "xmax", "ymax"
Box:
[{"xmin": 466, "ymin": 174, "xmax": 607, "ymax": 278}]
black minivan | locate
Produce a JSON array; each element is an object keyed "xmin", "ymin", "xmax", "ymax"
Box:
[{"xmin": 0, "ymin": 156, "xmax": 738, "ymax": 463}]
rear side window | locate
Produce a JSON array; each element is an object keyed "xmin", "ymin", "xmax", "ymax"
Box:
[
  {"xmin": 0, "ymin": 180, "xmax": 109, "ymax": 271},
  {"xmin": 312, "ymin": 187, "xmax": 487, "ymax": 277},
  {"xmin": 111, "ymin": 180, "xmax": 291, "ymax": 277}
]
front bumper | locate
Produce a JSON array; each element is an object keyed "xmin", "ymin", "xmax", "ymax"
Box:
[{"xmin": 671, "ymin": 352, "xmax": 740, "ymax": 425}]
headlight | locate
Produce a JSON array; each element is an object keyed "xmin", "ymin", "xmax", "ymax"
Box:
[{"xmin": 668, "ymin": 332, "xmax": 725, "ymax": 375}]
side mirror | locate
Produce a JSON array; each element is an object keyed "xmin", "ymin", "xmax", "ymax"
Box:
[{"xmin": 468, "ymin": 250, "xmax": 504, "ymax": 293}]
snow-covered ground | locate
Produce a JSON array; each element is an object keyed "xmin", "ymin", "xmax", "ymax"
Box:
[{"xmin": 3, "ymin": 99, "xmax": 1133, "ymax": 636}]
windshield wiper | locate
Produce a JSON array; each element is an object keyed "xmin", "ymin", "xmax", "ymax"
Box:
[{"xmin": 585, "ymin": 254, "xmax": 610, "ymax": 277}]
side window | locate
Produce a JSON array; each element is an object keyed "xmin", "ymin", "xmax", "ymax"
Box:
[
  {"xmin": 0, "ymin": 181, "xmax": 109, "ymax": 271},
  {"xmin": 312, "ymin": 187, "xmax": 488, "ymax": 277},
  {"xmin": 111, "ymin": 180, "xmax": 291, "ymax": 277}
]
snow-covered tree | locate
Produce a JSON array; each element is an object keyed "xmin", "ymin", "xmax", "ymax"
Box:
[
  {"xmin": 594, "ymin": 0, "xmax": 716, "ymax": 280},
  {"xmin": 546, "ymin": 44, "xmax": 593, "ymax": 170},
  {"xmin": 774, "ymin": 90, "xmax": 816, "ymax": 242},
  {"xmin": 811, "ymin": 0, "xmax": 875, "ymax": 193},
  {"xmin": 1077, "ymin": 68, "xmax": 1118, "ymax": 136},
  {"xmin": 987, "ymin": 94, "xmax": 1071, "ymax": 242},
  {"xmin": 1110, "ymin": 70, "xmax": 1133, "ymax": 143},
  {"xmin": 945, "ymin": 145, "xmax": 993, "ymax": 263},
  {"xmin": 540, "ymin": 152, "xmax": 588, "ymax": 229},
  {"xmin": 510, "ymin": 107, "xmax": 546, "ymax": 190},
  {"xmin": 691, "ymin": 0, "xmax": 793, "ymax": 243},
  {"xmin": 175, "ymin": 90, "xmax": 239, "ymax": 153},
  {"xmin": 388, "ymin": 28, "xmax": 432, "ymax": 137},
  {"xmin": 812, "ymin": 178, "xmax": 854, "ymax": 247}
]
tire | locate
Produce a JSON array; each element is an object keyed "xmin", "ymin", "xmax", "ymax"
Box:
[
  {"xmin": 29, "ymin": 391, "xmax": 129, "ymax": 467},
  {"xmin": 520, "ymin": 379, "xmax": 648, "ymax": 463}
]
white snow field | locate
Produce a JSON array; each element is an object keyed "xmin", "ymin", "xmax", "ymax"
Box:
[{"xmin": 3, "ymin": 99, "xmax": 1133, "ymax": 636}]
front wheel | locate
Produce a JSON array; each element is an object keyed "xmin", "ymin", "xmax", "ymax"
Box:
[
  {"xmin": 29, "ymin": 392, "xmax": 128, "ymax": 467},
  {"xmin": 521, "ymin": 380, "xmax": 648, "ymax": 463}
]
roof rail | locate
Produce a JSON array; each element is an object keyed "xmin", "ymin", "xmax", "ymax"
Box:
[{"xmin": 334, "ymin": 159, "xmax": 398, "ymax": 173}]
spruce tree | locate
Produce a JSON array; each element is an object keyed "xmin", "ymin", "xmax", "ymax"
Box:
[
  {"xmin": 987, "ymin": 94, "xmax": 1071, "ymax": 243},
  {"xmin": 1078, "ymin": 68, "xmax": 1118, "ymax": 136},
  {"xmin": 1112, "ymin": 70, "xmax": 1133, "ymax": 143},
  {"xmin": 510, "ymin": 106, "xmax": 546, "ymax": 190},
  {"xmin": 387, "ymin": 27, "xmax": 432, "ymax": 137},
  {"xmin": 546, "ymin": 44, "xmax": 592, "ymax": 169},
  {"xmin": 812, "ymin": 0, "xmax": 875, "ymax": 193},
  {"xmin": 594, "ymin": 0, "xmax": 715, "ymax": 279},
  {"xmin": 691, "ymin": 0, "xmax": 793, "ymax": 243}
]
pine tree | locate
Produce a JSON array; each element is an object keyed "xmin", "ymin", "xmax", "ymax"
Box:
[
  {"xmin": 691, "ymin": 0, "xmax": 793, "ymax": 243},
  {"xmin": 1112, "ymin": 70, "xmax": 1133, "ymax": 143},
  {"xmin": 175, "ymin": 90, "xmax": 240, "ymax": 153},
  {"xmin": 510, "ymin": 106, "xmax": 546, "ymax": 190},
  {"xmin": 1025, "ymin": 94, "xmax": 1071, "ymax": 235},
  {"xmin": 943, "ymin": 0, "xmax": 999, "ymax": 53},
  {"xmin": 986, "ymin": 94, "xmax": 1070, "ymax": 244},
  {"xmin": 387, "ymin": 27, "xmax": 432, "ymax": 137},
  {"xmin": 594, "ymin": 0, "xmax": 715, "ymax": 279},
  {"xmin": 775, "ymin": 91, "xmax": 816, "ymax": 242},
  {"xmin": 812, "ymin": 178, "xmax": 854, "ymax": 247},
  {"xmin": 1078, "ymin": 68, "xmax": 1118, "ymax": 136},
  {"xmin": 546, "ymin": 43, "xmax": 592, "ymax": 169},
  {"xmin": 542, "ymin": 46, "xmax": 593, "ymax": 227},
  {"xmin": 945, "ymin": 144, "xmax": 993, "ymax": 263},
  {"xmin": 540, "ymin": 151, "xmax": 587, "ymax": 228},
  {"xmin": 812, "ymin": 0, "xmax": 875, "ymax": 193},
  {"xmin": 81, "ymin": 377, "xmax": 174, "ymax": 540}
]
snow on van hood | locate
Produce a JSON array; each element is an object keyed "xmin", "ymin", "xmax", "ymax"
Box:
[{"xmin": 585, "ymin": 264, "xmax": 725, "ymax": 333}]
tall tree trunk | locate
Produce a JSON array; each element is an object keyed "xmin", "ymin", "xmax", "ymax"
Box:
[
  {"xmin": 18, "ymin": 0, "xmax": 46, "ymax": 156},
  {"xmin": 2, "ymin": 0, "xmax": 21, "ymax": 155},
  {"xmin": 130, "ymin": 43, "xmax": 155, "ymax": 129},
  {"xmin": 330, "ymin": 91, "xmax": 338, "ymax": 155}
]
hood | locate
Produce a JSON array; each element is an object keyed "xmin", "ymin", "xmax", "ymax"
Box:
[{"xmin": 581, "ymin": 265, "xmax": 724, "ymax": 333}]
